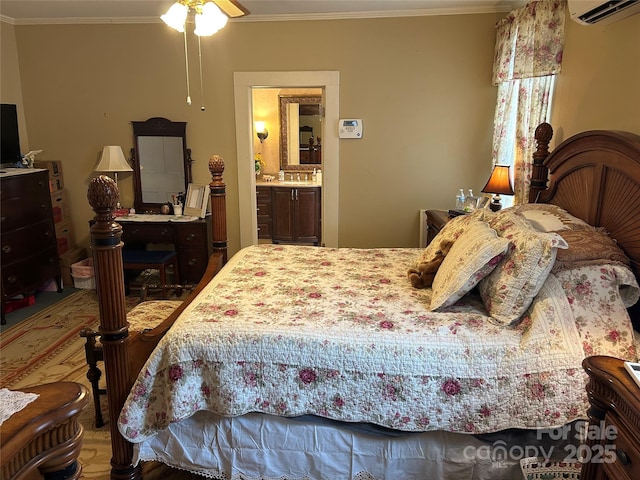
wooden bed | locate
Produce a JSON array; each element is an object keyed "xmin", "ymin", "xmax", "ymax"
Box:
[{"xmin": 86, "ymin": 124, "xmax": 640, "ymax": 480}]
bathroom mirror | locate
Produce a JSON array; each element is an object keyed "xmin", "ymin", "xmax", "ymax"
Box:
[
  {"xmin": 279, "ymin": 95, "xmax": 322, "ymax": 171},
  {"xmin": 131, "ymin": 117, "xmax": 193, "ymax": 213}
]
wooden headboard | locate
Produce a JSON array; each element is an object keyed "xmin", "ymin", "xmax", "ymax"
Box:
[{"xmin": 529, "ymin": 123, "xmax": 640, "ymax": 325}]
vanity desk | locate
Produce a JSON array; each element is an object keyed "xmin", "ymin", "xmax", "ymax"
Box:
[{"xmin": 119, "ymin": 214, "xmax": 212, "ymax": 284}]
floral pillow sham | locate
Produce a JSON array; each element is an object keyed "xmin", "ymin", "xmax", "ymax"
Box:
[
  {"xmin": 478, "ymin": 210, "xmax": 569, "ymax": 325},
  {"xmin": 418, "ymin": 209, "xmax": 495, "ymax": 264},
  {"xmin": 429, "ymin": 219, "xmax": 510, "ymax": 311}
]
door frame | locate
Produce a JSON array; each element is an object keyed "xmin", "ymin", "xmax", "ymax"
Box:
[{"xmin": 233, "ymin": 71, "xmax": 340, "ymax": 248}]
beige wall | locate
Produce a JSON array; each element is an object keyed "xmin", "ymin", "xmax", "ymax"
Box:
[
  {"xmin": 550, "ymin": 13, "xmax": 640, "ymax": 143},
  {"xmin": 2, "ymin": 11, "xmax": 639, "ymax": 257},
  {"xmin": 0, "ymin": 22, "xmax": 29, "ymax": 151}
]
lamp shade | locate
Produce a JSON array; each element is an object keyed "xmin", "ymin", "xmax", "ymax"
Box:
[
  {"xmin": 95, "ymin": 146, "xmax": 132, "ymax": 173},
  {"xmin": 481, "ymin": 164, "xmax": 514, "ymax": 195},
  {"xmin": 161, "ymin": 2, "xmax": 188, "ymax": 32},
  {"xmin": 194, "ymin": 2, "xmax": 228, "ymax": 36}
]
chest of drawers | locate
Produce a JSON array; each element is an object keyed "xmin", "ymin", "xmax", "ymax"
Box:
[{"xmin": 1, "ymin": 169, "xmax": 62, "ymax": 323}]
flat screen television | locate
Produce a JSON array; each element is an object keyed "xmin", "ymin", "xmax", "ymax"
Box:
[{"xmin": 1, "ymin": 103, "xmax": 22, "ymax": 166}]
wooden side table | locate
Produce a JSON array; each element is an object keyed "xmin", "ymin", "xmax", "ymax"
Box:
[
  {"xmin": 1, "ymin": 382, "xmax": 89, "ymax": 480},
  {"xmin": 425, "ymin": 210, "xmax": 452, "ymax": 245},
  {"xmin": 581, "ymin": 356, "xmax": 640, "ymax": 480}
]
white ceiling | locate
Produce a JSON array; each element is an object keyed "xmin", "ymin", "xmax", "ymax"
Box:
[{"xmin": 0, "ymin": 1, "xmax": 527, "ymax": 24}]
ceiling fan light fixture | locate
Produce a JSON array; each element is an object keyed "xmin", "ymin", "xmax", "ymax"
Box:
[
  {"xmin": 194, "ymin": 2, "xmax": 228, "ymax": 36},
  {"xmin": 161, "ymin": 2, "xmax": 189, "ymax": 32}
]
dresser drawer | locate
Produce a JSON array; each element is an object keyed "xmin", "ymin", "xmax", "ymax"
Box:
[
  {"xmin": 1, "ymin": 170, "xmax": 49, "ymax": 200},
  {"xmin": 602, "ymin": 412, "xmax": 640, "ymax": 480},
  {"xmin": 2, "ymin": 248, "xmax": 59, "ymax": 297},
  {"xmin": 1, "ymin": 220, "xmax": 57, "ymax": 264},
  {"xmin": 1, "ymin": 192, "xmax": 53, "ymax": 231}
]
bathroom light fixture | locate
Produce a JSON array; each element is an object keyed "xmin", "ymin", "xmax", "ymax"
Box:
[
  {"xmin": 255, "ymin": 121, "xmax": 269, "ymax": 143},
  {"xmin": 481, "ymin": 164, "xmax": 514, "ymax": 211},
  {"xmin": 160, "ymin": 1, "xmax": 249, "ymax": 107}
]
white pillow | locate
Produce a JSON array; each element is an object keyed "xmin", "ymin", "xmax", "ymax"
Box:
[
  {"xmin": 429, "ymin": 219, "xmax": 510, "ymax": 311},
  {"xmin": 509, "ymin": 204, "xmax": 591, "ymax": 232}
]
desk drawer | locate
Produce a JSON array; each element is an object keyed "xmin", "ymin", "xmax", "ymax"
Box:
[
  {"xmin": 175, "ymin": 223, "xmax": 208, "ymax": 248},
  {"xmin": 122, "ymin": 224, "xmax": 175, "ymax": 247}
]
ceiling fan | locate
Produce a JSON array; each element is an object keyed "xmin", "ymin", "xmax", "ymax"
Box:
[
  {"xmin": 161, "ymin": 0, "xmax": 249, "ymax": 36},
  {"xmin": 160, "ymin": 0, "xmax": 249, "ymax": 107}
]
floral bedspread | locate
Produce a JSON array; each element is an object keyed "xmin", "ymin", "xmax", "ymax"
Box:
[{"xmin": 118, "ymin": 245, "xmax": 638, "ymax": 442}]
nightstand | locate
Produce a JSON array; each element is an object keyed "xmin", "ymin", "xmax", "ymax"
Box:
[
  {"xmin": 581, "ymin": 356, "xmax": 640, "ymax": 480},
  {"xmin": 425, "ymin": 210, "xmax": 452, "ymax": 245}
]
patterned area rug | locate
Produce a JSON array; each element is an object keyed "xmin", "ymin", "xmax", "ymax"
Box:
[
  {"xmin": 0, "ymin": 290, "xmax": 100, "ymax": 387},
  {"xmin": 0, "ymin": 289, "xmax": 199, "ymax": 479}
]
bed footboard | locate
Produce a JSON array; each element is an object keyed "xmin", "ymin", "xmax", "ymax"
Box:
[{"xmin": 87, "ymin": 156, "xmax": 227, "ymax": 480}]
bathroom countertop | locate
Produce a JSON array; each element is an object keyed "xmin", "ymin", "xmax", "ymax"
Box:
[{"xmin": 256, "ymin": 178, "xmax": 322, "ymax": 188}]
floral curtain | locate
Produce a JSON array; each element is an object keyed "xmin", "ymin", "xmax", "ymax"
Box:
[{"xmin": 491, "ymin": 0, "xmax": 565, "ymax": 205}]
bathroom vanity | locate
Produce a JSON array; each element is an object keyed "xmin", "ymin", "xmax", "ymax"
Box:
[{"xmin": 256, "ymin": 180, "xmax": 321, "ymax": 245}]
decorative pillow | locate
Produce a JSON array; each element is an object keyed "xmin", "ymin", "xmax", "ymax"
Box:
[
  {"xmin": 429, "ymin": 219, "xmax": 510, "ymax": 311},
  {"xmin": 478, "ymin": 210, "xmax": 569, "ymax": 325},
  {"xmin": 552, "ymin": 227, "xmax": 630, "ymax": 273},
  {"xmin": 509, "ymin": 203, "xmax": 591, "ymax": 232},
  {"xmin": 418, "ymin": 209, "xmax": 496, "ymax": 264}
]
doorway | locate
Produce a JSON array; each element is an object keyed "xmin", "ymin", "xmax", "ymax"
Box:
[{"xmin": 233, "ymin": 71, "xmax": 340, "ymax": 248}]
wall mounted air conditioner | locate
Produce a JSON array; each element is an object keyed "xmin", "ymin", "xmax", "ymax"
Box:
[{"xmin": 569, "ymin": 0, "xmax": 640, "ymax": 25}]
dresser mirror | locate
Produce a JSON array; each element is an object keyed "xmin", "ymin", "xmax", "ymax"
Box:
[
  {"xmin": 131, "ymin": 117, "xmax": 193, "ymax": 213},
  {"xmin": 279, "ymin": 95, "xmax": 323, "ymax": 171}
]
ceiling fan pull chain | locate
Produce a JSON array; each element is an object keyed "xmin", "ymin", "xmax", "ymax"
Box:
[
  {"xmin": 198, "ymin": 36, "xmax": 205, "ymax": 111},
  {"xmin": 183, "ymin": 30, "xmax": 192, "ymax": 105}
]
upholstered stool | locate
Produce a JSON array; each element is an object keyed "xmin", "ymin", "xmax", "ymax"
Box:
[
  {"xmin": 122, "ymin": 250, "xmax": 179, "ymax": 298},
  {"xmin": 80, "ymin": 299, "xmax": 183, "ymax": 427}
]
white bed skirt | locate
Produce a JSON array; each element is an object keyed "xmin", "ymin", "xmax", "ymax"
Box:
[{"xmin": 134, "ymin": 411, "xmax": 577, "ymax": 480}]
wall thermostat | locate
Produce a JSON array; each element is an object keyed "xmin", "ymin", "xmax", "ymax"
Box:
[{"xmin": 339, "ymin": 119, "xmax": 363, "ymax": 138}]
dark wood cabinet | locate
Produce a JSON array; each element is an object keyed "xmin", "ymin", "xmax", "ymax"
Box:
[
  {"xmin": 581, "ymin": 356, "xmax": 640, "ymax": 480},
  {"xmin": 425, "ymin": 210, "xmax": 451, "ymax": 245},
  {"xmin": 1, "ymin": 169, "xmax": 62, "ymax": 323},
  {"xmin": 256, "ymin": 186, "xmax": 273, "ymax": 239},
  {"xmin": 300, "ymin": 145, "xmax": 321, "ymax": 164},
  {"xmin": 272, "ymin": 186, "xmax": 321, "ymax": 245},
  {"xmin": 120, "ymin": 216, "xmax": 212, "ymax": 284}
]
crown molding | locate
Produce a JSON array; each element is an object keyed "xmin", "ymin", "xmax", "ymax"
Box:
[{"xmin": 2, "ymin": 6, "xmax": 511, "ymax": 26}]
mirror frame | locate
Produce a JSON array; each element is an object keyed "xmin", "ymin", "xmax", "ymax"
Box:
[
  {"xmin": 131, "ymin": 117, "xmax": 193, "ymax": 213},
  {"xmin": 279, "ymin": 95, "xmax": 322, "ymax": 171}
]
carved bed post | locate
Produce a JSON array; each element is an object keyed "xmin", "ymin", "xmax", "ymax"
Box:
[
  {"xmin": 87, "ymin": 176, "xmax": 141, "ymax": 480},
  {"xmin": 209, "ymin": 154, "xmax": 228, "ymax": 264},
  {"xmin": 529, "ymin": 122, "xmax": 553, "ymax": 203}
]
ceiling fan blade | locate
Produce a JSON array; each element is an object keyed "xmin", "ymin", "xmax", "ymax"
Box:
[{"xmin": 213, "ymin": 0, "xmax": 250, "ymax": 18}]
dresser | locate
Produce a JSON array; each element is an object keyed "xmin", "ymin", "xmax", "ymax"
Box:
[
  {"xmin": 581, "ymin": 355, "xmax": 640, "ymax": 480},
  {"xmin": 1, "ymin": 168, "xmax": 62, "ymax": 323},
  {"xmin": 119, "ymin": 215, "xmax": 212, "ymax": 284}
]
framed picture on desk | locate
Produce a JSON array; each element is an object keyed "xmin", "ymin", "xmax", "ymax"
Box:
[{"xmin": 184, "ymin": 183, "xmax": 208, "ymax": 218}]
